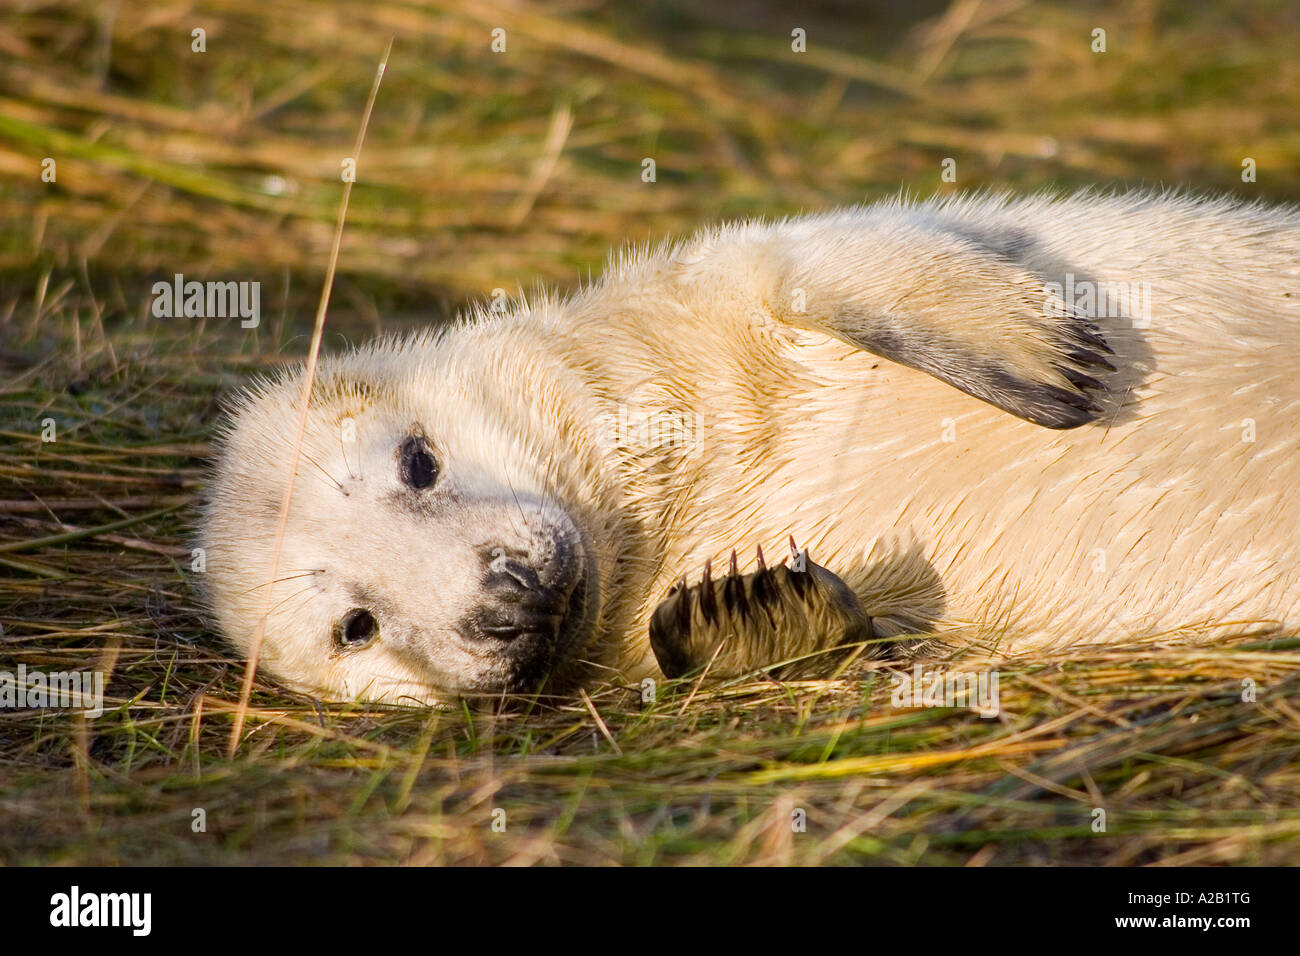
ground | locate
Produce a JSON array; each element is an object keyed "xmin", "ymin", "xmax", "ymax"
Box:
[{"xmin": 1, "ymin": 0, "xmax": 1299, "ymax": 865}]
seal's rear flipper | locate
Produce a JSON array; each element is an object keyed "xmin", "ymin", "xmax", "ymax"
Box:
[{"xmin": 649, "ymin": 541, "xmax": 877, "ymax": 680}]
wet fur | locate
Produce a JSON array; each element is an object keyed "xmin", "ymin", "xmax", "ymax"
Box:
[{"xmin": 201, "ymin": 189, "xmax": 1300, "ymax": 705}]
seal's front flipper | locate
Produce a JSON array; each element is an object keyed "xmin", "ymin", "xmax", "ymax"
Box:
[
  {"xmin": 765, "ymin": 218, "xmax": 1117, "ymax": 428},
  {"xmin": 649, "ymin": 541, "xmax": 877, "ymax": 680}
]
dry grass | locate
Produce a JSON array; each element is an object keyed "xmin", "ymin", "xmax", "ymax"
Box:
[{"xmin": 2, "ymin": 0, "xmax": 1300, "ymax": 865}]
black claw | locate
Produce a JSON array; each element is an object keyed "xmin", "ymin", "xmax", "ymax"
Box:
[
  {"xmin": 723, "ymin": 570, "xmax": 748, "ymax": 622},
  {"xmin": 728, "ymin": 549, "xmax": 739, "ymax": 578},
  {"xmin": 1077, "ymin": 329, "xmax": 1115, "ymax": 354},
  {"xmin": 1043, "ymin": 383, "xmax": 1100, "ymax": 412},
  {"xmin": 752, "ymin": 564, "xmax": 776, "ymax": 606},
  {"xmin": 1056, "ymin": 365, "xmax": 1106, "ymax": 392},
  {"xmin": 789, "ymin": 536, "xmax": 814, "ymax": 579},
  {"xmin": 752, "ymin": 544, "xmax": 777, "ymax": 610},
  {"xmin": 787, "ymin": 535, "xmax": 813, "ymax": 602},
  {"xmin": 699, "ymin": 576, "xmax": 717, "ymax": 625},
  {"xmin": 1066, "ymin": 348, "xmax": 1117, "ymax": 372},
  {"xmin": 788, "ymin": 564, "xmax": 809, "ymax": 598},
  {"xmin": 675, "ymin": 587, "xmax": 691, "ymax": 635}
]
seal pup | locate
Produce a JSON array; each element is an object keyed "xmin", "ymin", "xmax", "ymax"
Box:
[{"xmin": 200, "ymin": 190, "xmax": 1300, "ymax": 705}]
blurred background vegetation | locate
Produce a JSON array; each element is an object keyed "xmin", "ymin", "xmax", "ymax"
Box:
[
  {"xmin": 1, "ymin": 1, "xmax": 1299, "ymax": 865},
  {"xmin": 2, "ymin": 0, "xmax": 1298, "ymax": 321}
]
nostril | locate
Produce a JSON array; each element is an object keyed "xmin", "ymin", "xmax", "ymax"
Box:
[
  {"xmin": 499, "ymin": 558, "xmax": 543, "ymax": 593},
  {"xmin": 484, "ymin": 535, "xmax": 579, "ymax": 594},
  {"xmin": 484, "ymin": 551, "xmax": 577, "ymax": 603}
]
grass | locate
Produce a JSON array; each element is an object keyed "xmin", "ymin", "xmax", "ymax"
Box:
[{"xmin": 2, "ymin": 0, "xmax": 1300, "ymax": 865}]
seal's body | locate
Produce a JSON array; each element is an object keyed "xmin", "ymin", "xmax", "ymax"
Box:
[{"xmin": 201, "ymin": 191, "xmax": 1300, "ymax": 705}]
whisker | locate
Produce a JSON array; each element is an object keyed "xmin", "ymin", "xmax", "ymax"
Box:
[
  {"xmin": 503, "ymin": 473, "xmax": 533, "ymax": 539},
  {"xmin": 537, "ymin": 449, "xmax": 562, "ymax": 547},
  {"xmin": 300, "ymin": 450, "xmax": 347, "ymax": 494},
  {"xmin": 338, "ymin": 422, "xmax": 358, "ymax": 481},
  {"xmin": 239, "ymin": 570, "xmax": 323, "ymax": 596},
  {"xmin": 264, "ymin": 583, "xmax": 320, "ymax": 619}
]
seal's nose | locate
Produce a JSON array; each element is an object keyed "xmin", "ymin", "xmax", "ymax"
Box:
[{"xmin": 470, "ymin": 542, "xmax": 580, "ymax": 643}]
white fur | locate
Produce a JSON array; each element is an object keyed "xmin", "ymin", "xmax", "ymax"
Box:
[{"xmin": 201, "ymin": 190, "xmax": 1300, "ymax": 704}]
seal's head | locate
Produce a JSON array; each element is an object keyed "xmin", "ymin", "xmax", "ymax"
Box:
[{"xmin": 199, "ymin": 327, "xmax": 609, "ymax": 706}]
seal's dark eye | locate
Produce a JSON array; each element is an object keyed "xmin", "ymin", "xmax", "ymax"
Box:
[
  {"xmin": 336, "ymin": 608, "xmax": 378, "ymax": 648},
  {"xmin": 398, "ymin": 436, "xmax": 438, "ymax": 489}
]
